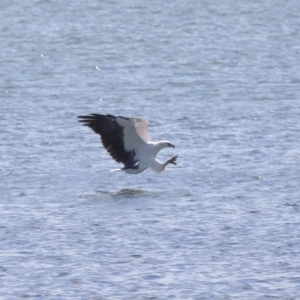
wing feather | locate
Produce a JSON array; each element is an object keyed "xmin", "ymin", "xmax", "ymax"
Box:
[
  {"xmin": 78, "ymin": 114, "xmax": 133, "ymax": 164},
  {"xmin": 129, "ymin": 118, "xmax": 150, "ymax": 142},
  {"xmin": 115, "ymin": 117, "xmax": 148, "ymax": 151},
  {"xmin": 78, "ymin": 114, "xmax": 150, "ymax": 167}
]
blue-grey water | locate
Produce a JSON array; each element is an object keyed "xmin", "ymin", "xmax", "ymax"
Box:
[{"xmin": 1, "ymin": 0, "xmax": 300, "ymax": 299}]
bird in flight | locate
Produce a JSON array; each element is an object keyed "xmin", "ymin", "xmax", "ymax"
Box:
[{"xmin": 78, "ymin": 114, "xmax": 178, "ymax": 174}]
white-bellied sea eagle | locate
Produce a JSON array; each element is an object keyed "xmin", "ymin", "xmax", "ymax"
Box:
[{"xmin": 78, "ymin": 114, "xmax": 178, "ymax": 174}]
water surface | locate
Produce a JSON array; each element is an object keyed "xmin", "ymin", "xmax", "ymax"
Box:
[{"xmin": 1, "ymin": 0, "xmax": 300, "ymax": 299}]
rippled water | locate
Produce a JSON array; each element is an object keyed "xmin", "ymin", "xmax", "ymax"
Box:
[{"xmin": 1, "ymin": 0, "xmax": 300, "ymax": 299}]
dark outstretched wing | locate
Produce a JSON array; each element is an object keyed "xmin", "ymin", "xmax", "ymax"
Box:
[{"xmin": 77, "ymin": 114, "xmax": 134, "ymax": 164}]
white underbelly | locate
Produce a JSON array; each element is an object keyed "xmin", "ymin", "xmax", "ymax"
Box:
[{"xmin": 125, "ymin": 166, "xmax": 149, "ymax": 174}]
